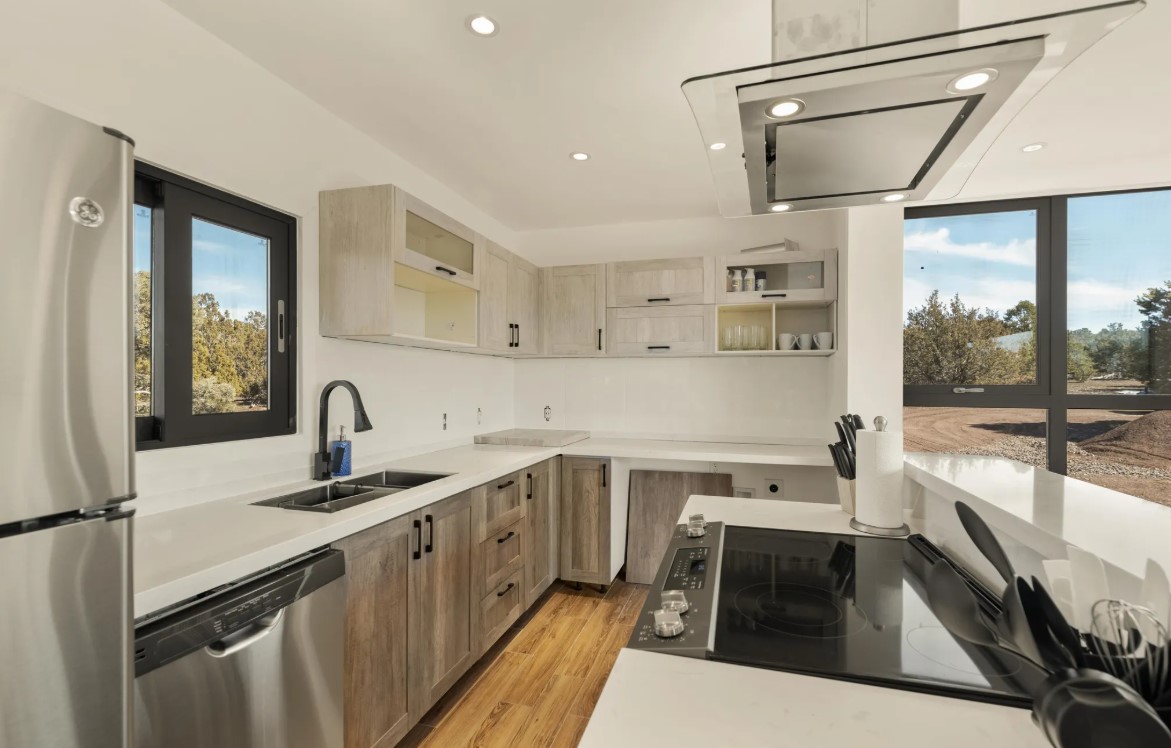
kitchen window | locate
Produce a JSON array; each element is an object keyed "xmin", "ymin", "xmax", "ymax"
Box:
[
  {"xmin": 134, "ymin": 163, "xmax": 296, "ymax": 449},
  {"xmin": 903, "ymin": 188, "xmax": 1171, "ymax": 507}
]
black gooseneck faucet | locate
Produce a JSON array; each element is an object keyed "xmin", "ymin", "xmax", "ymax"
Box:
[{"xmin": 314, "ymin": 380, "xmax": 373, "ymax": 480}]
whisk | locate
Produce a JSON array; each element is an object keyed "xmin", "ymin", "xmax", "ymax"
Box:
[{"xmin": 1088, "ymin": 599, "xmax": 1171, "ymax": 703}]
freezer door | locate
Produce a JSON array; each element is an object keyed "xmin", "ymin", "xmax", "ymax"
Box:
[
  {"xmin": 0, "ymin": 90, "xmax": 135, "ymax": 525},
  {"xmin": 0, "ymin": 514, "xmax": 132, "ymax": 748}
]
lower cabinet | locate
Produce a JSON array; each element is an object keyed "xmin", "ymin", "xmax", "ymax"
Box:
[
  {"xmin": 334, "ymin": 492, "xmax": 474, "ymax": 748},
  {"xmin": 560, "ymin": 456, "xmax": 612, "ymax": 586},
  {"xmin": 523, "ymin": 458, "xmax": 558, "ymax": 607},
  {"xmin": 624, "ymin": 470, "xmax": 732, "ymax": 585}
]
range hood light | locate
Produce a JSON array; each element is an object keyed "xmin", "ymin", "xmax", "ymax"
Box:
[
  {"xmin": 769, "ymin": 203, "xmax": 792, "ymax": 212},
  {"xmin": 947, "ymin": 68, "xmax": 999, "ymax": 94},
  {"xmin": 765, "ymin": 99, "xmax": 805, "ymax": 119},
  {"xmin": 709, "ymin": 142, "xmax": 727, "ymax": 150},
  {"xmin": 882, "ymin": 193, "xmax": 907, "ymax": 202}
]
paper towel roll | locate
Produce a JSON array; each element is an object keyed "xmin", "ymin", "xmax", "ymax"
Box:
[{"xmin": 854, "ymin": 428, "xmax": 905, "ymax": 531}]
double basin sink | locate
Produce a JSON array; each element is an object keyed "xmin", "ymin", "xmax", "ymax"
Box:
[{"xmin": 253, "ymin": 470, "xmax": 452, "ymax": 513}]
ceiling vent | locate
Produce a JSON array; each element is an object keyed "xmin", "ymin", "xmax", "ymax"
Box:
[{"xmin": 683, "ymin": 1, "xmax": 1143, "ymax": 215}]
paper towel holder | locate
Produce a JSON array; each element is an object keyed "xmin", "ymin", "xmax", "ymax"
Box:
[{"xmin": 849, "ymin": 517, "xmax": 910, "ymax": 537}]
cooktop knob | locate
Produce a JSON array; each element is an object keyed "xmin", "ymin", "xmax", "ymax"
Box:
[
  {"xmin": 686, "ymin": 514, "xmax": 707, "ymax": 538},
  {"xmin": 653, "ymin": 609, "xmax": 685, "ymax": 638},
  {"xmin": 661, "ymin": 589, "xmax": 689, "ymax": 614}
]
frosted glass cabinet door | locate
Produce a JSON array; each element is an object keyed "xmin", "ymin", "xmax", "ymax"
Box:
[{"xmin": 394, "ymin": 189, "xmax": 480, "ymax": 290}]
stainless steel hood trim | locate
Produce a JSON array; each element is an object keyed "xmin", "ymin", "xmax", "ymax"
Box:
[{"xmin": 683, "ymin": 1, "xmax": 1145, "ymax": 215}]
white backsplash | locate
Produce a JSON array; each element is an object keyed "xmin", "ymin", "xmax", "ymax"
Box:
[{"xmin": 514, "ymin": 356, "xmax": 832, "ymax": 442}]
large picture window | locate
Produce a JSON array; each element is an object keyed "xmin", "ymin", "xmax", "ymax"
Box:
[
  {"xmin": 134, "ymin": 163, "xmax": 297, "ymax": 449},
  {"xmin": 903, "ymin": 189, "xmax": 1171, "ymax": 506}
]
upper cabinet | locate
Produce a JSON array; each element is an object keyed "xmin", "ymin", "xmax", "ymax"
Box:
[
  {"xmin": 320, "ymin": 185, "xmax": 479, "ymax": 349},
  {"xmin": 716, "ymin": 248, "xmax": 838, "ymax": 305},
  {"xmin": 540, "ymin": 264, "xmax": 606, "ymax": 356},
  {"xmin": 607, "ymin": 257, "xmax": 714, "ymax": 307},
  {"xmin": 478, "ymin": 242, "xmax": 539, "ymax": 355},
  {"xmin": 397, "ymin": 193, "xmax": 480, "ymax": 290}
]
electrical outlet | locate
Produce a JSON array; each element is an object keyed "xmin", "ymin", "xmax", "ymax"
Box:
[
  {"xmin": 477, "ymin": 407, "xmax": 482, "ymax": 425},
  {"xmin": 710, "ymin": 463, "xmax": 719, "ymax": 473},
  {"xmin": 733, "ymin": 487, "xmax": 755, "ymax": 499},
  {"xmin": 766, "ymin": 479, "xmax": 784, "ymax": 497},
  {"xmin": 442, "ymin": 413, "xmax": 447, "ymax": 431}
]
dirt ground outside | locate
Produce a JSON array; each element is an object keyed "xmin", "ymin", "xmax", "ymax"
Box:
[{"xmin": 904, "ymin": 406, "xmax": 1171, "ymax": 506}]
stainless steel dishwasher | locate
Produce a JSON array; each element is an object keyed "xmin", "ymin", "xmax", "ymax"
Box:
[{"xmin": 133, "ymin": 549, "xmax": 346, "ymax": 748}]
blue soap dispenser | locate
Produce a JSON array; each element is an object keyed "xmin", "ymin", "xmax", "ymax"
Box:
[{"xmin": 331, "ymin": 425, "xmax": 352, "ymax": 477}]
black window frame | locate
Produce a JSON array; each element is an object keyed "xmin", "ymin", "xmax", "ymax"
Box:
[
  {"xmin": 904, "ymin": 186, "xmax": 1171, "ymax": 475},
  {"xmin": 134, "ymin": 162, "xmax": 297, "ymax": 450}
]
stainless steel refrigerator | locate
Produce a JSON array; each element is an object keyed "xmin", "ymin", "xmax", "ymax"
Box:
[{"xmin": 0, "ymin": 89, "xmax": 135, "ymax": 748}]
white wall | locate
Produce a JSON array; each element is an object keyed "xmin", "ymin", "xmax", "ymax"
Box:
[{"xmin": 0, "ymin": 0, "xmax": 518, "ymax": 514}]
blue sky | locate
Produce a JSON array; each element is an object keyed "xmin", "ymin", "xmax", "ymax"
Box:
[
  {"xmin": 134, "ymin": 207, "xmax": 269, "ymax": 320},
  {"xmin": 904, "ymin": 190, "xmax": 1171, "ymax": 332}
]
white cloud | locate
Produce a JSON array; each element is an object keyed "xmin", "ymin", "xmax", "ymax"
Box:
[{"xmin": 904, "ymin": 228, "xmax": 1035, "ymax": 267}]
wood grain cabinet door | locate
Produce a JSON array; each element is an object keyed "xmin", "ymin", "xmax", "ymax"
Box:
[
  {"xmin": 408, "ymin": 491, "xmax": 475, "ymax": 722},
  {"xmin": 333, "ymin": 514, "xmax": 414, "ymax": 748},
  {"xmin": 606, "ymin": 257, "xmax": 712, "ymax": 307},
  {"xmin": 510, "ymin": 256, "xmax": 539, "ymax": 354},
  {"xmin": 559, "ymin": 457, "xmax": 611, "ymax": 585},
  {"xmin": 625, "ymin": 470, "xmax": 732, "ymax": 585},
  {"xmin": 478, "ymin": 242, "xmax": 512, "ymax": 352},
  {"xmin": 523, "ymin": 459, "xmax": 555, "ymax": 606},
  {"xmin": 539, "ymin": 264, "xmax": 606, "ymax": 356}
]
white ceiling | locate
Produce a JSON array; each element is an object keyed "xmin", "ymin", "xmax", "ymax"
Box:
[{"xmin": 161, "ymin": 0, "xmax": 1171, "ymax": 230}]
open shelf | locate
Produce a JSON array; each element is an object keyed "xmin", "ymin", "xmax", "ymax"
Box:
[
  {"xmin": 715, "ymin": 300, "xmax": 836, "ymax": 355},
  {"xmin": 393, "ymin": 263, "xmax": 478, "ymax": 346}
]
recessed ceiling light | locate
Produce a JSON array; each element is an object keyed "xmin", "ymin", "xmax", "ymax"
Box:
[
  {"xmin": 883, "ymin": 193, "xmax": 907, "ymax": 202},
  {"xmin": 465, "ymin": 14, "xmax": 498, "ymax": 36},
  {"xmin": 570, "ymin": 152, "xmax": 590, "ymax": 161},
  {"xmin": 947, "ymin": 68, "xmax": 998, "ymax": 94},
  {"xmin": 765, "ymin": 98, "xmax": 805, "ymax": 119},
  {"xmin": 709, "ymin": 142, "xmax": 727, "ymax": 151},
  {"xmin": 769, "ymin": 203, "xmax": 792, "ymax": 212},
  {"xmin": 1021, "ymin": 142, "xmax": 1046, "ymax": 153}
]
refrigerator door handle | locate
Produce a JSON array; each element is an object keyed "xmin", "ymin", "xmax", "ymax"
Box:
[{"xmin": 205, "ymin": 610, "xmax": 285, "ymax": 658}]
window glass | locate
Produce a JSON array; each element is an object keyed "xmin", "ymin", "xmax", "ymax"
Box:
[
  {"xmin": 133, "ymin": 204, "xmax": 152, "ymax": 416},
  {"xmin": 904, "ymin": 407, "xmax": 1048, "ymax": 466},
  {"xmin": 1067, "ymin": 410, "xmax": 1169, "ymax": 505},
  {"xmin": 903, "ymin": 210, "xmax": 1038, "ymax": 386},
  {"xmin": 190, "ymin": 217, "xmax": 270, "ymax": 414},
  {"xmin": 1068, "ymin": 191, "xmax": 1171, "ymax": 395}
]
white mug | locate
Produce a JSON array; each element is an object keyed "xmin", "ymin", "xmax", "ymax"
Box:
[
  {"xmin": 798, "ymin": 333, "xmax": 813, "ymax": 351},
  {"xmin": 814, "ymin": 331, "xmax": 833, "ymax": 350},
  {"xmin": 778, "ymin": 333, "xmax": 797, "ymax": 350}
]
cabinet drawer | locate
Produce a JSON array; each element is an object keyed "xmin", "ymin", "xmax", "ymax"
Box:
[
  {"xmin": 473, "ymin": 472, "xmax": 525, "ymax": 542},
  {"xmin": 606, "ymin": 305, "xmax": 713, "ymax": 356},
  {"xmin": 606, "ymin": 257, "xmax": 711, "ymax": 307},
  {"xmin": 479, "ymin": 569, "xmax": 523, "ymax": 651},
  {"xmin": 479, "ymin": 519, "xmax": 524, "ymax": 595}
]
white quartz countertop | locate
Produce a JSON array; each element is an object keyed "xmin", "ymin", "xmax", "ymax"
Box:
[
  {"xmin": 133, "ymin": 438, "xmax": 832, "ymax": 618},
  {"xmin": 581, "ymin": 495, "xmax": 1047, "ymax": 747}
]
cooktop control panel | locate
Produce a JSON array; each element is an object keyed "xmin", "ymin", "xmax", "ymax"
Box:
[{"xmin": 627, "ymin": 519, "xmax": 722, "ymax": 657}]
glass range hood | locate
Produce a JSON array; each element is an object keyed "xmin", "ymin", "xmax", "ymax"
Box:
[{"xmin": 682, "ymin": 1, "xmax": 1144, "ymax": 215}]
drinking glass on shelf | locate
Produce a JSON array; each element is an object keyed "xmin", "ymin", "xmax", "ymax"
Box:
[
  {"xmin": 722, "ymin": 326, "xmax": 734, "ymax": 351},
  {"xmin": 734, "ymin": 325, "xmax": 745, "ymax": 350}
]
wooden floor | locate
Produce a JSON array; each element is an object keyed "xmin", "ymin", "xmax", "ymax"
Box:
[{"xmin": 401, "ymin": 578, "xmax": 649, "ymax": 748}]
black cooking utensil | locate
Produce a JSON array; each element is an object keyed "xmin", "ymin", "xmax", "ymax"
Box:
[
  {"xmin": 842, "ymin": 447, "xmax": 856, "ymax": 480},
  {"xmin": 997, "ymin": 576, "xmax": 1048, "ymax": 669},
  {"xmin": 927, "ymin": 560, "xmax": 1002, "ymax": 649},
  {"xmin": 827, "ymin": 444, "xmax": 846, "ymax": 478},
  {"xmin": 1032, "ymin": 575, "xmax": 1085, "ymax": 668},
  {"xmin": 956, "ymin": 501, "xmax": 1016, "ymax": 584},
  {"xmin": 1015, "ymin": 577, "xmax": 1077, "ymax": 672},
  {"xmin": 1033, "ymin": 669, "xmax": 1171, "ymax": 748},
  {"xmin": 834, "ymin": 422, "xmax": 849, "ymax": 451}
]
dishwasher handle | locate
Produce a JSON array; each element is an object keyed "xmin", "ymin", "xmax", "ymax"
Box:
[{"xmin": 205, "ymin": 609, "xmax": 285, "ymax": 658}]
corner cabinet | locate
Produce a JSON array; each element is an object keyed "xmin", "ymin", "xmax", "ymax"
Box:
[
  {"xmin": 560, "ymin": 456, "xmax": 612, "ymax": 586},
  {"xmin": 540, "ymin": 264, "xmax": 606, "ymax": 356},
  {"xmin": 478, "ymin": 241, "xmax": 539, "ymax": 354},
  {"xmin": 319, "ymin": 185, "xmax": 481, "ymax": 350}
]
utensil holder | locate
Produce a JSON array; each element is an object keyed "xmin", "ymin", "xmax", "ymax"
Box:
[{"xmin": 836, "ymin": 477, "xmax": 856, "ymax": 516}]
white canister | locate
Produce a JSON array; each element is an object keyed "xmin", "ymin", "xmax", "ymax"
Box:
[
  {"xmin": 742, "ymin": 267, "xmax": 755, "ymax": 293},
  {"xmin": 730, "ymin": 269, "xmax": 743, "ymax": 292}
]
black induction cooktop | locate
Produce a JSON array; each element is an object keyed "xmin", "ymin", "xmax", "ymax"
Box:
[{"xmin": 628, "ymin": 522, "xmax": 1046, "ymax": 707}]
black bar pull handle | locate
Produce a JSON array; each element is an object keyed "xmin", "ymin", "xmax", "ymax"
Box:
[
  {"xmin": 497, "ymin": 531, "xmax": 516, "ymax": 544},
  {"xmin": 434, "ymin": 265, "xmax": 457, "ymax": 276},
  {"xmin": 647, "ymin": 345, "xmax": 671, "ymax": 350},
  {"xmin": 497, "ymin": 479, "xmax": 515, "ymax": 490},
  {"xmin": 597, "ymin": 328, "xmax": 602, "ymax": 351},
  {"xmin": 412, "ymin": 519, "xmax": 422, "ymax": 560},
  {"xmin": 508, "ymin": 323, "xmax": 516, "ymax": 347},
  {"xmin": 527, "ymin": 473, "xmax": 533, "ymax": 499},
  {"xmin": 516, "ymin": 324, "xmax": 520, "ymax": 347},
  {"xmin": 761, "ymin": 293, "xmax": 788, "ymax": 298},
  {"xmin": 496, "ymin": 582, "xmax": 515, "ymax": 597},
  {"xmin": 647, "ymin": 297, "xmax": 670, "ymax": 303},
  {"xmin": 424, "ymin": 514, "xmax": 433, "ymax": 553},
  {"xmin": 601, "ymin": 463, "xmax": 607, "ymax": 488}
]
